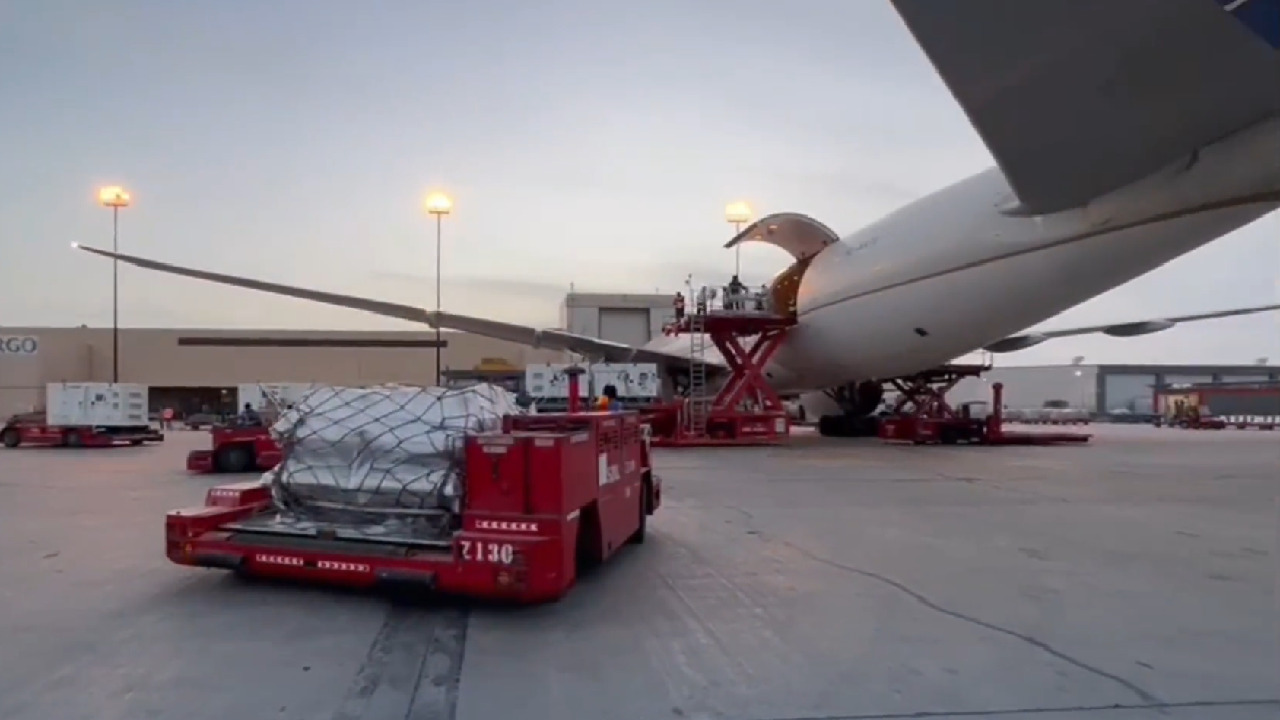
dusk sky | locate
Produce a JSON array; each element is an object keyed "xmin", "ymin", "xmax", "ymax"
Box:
[{"xmin": 2, "ymin": 0, "xmax": 1277, "ymax": 366}]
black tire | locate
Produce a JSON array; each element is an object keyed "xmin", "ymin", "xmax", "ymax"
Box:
[
  {"xmin": 574, "ymin": 505, "xmax": 603, "ymax": 574},
  {"xmin": 65, "ymin": 431, "xmax": 83, "ymax": 448},
  {"xmin": 629, "ymin": 476, "xmax": 651, "ymax": 545},
  {"xmin": 216, "ymin": 444, "xmax": 253, "ymax": 473},
  {"xmin": 129, "ymin": 439, "xmax": 144, "ymax": 446},
  {"xmin": 1, "ymin": 428, "xmax": 20, "ymax": 448}
]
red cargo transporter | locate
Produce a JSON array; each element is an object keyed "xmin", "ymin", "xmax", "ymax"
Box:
[
  {"xmin": 186, "ymin": 425, "xmax": 282, "ymax": 474},
  {"xmin": 645, "ymin": 309, "xmax": 796, "ymax": 447},
  {"xmin": 164, "ymin": 399, "xmax": 662, "ymax": 603},
  {"xmin": 878, "ymin": 368, "xmax": 1091, "ymax": 446},
  {"xmin": 2, "ymin": 411, "xmax": 164, "ymax": 449}
]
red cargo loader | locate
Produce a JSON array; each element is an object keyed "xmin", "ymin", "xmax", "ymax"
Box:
[
  {"xmin": 165, "ymin": 411, "xmax": 661, "ymax": 603},
  {"xmin": 187, "ymin": 425, "xmax": 282, "ymax": 473}
]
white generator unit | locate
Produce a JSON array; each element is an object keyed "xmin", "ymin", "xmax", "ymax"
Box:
[
  {"xmin": 524, "ymin": 363, "xmax": 661, "ymax": 401},
  {"xmin": 524, "ymin": 364, "xmax": 576, "ymax": 400},
  {"xmin": 46, "ymin": 383, "xmax": 150, "ymax": 428},
  {"xmin": 237, "ymin": 383, "xmax": 316, "ymax": 412},
  {"xmin": 590, "ymin": 363, "xmax": 661, "ymax": 400}
]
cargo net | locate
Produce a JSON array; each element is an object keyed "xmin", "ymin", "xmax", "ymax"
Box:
[{"xmin": 256, "ymin": 383, "xmax": 522, "ymax": 543}]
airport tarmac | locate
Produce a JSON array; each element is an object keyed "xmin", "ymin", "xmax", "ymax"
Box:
[{"xmin": 0, "ymin": 425, "xmax": 1275, "ymax": 720}]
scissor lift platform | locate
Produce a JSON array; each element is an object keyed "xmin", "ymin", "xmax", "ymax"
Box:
[
  {"xmin": 878, "ymin": 368, "xmax": 1091, "ymax": 446},
  {"xmin": 645, "ymin": 310, "xmax": 796, "ymax": 447}
]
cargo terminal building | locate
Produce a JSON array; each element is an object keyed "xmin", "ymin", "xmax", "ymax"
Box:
[
  {"xmin": 950, "ymin": 363, "xmax": 1280, "ymax": 415},
  {"xmin": 0, "ymin": 327, "xmax": 566, "ymax": 417},
  {"xmin": 0, "ymin": 292, "xmax": 678, "ymax": 418}
]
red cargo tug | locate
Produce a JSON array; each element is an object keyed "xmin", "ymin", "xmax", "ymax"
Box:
[
  {"xmin": 186, "ymin": 425, "xmax": 282, "ymax": 473},
  {"xmin": 164, "ymin": 375, "xmax": 661, "ymax": 603}
]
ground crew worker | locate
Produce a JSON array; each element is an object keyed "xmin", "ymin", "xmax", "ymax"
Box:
[
  {"xmin": 673, "ymin": 291, "xmax": 686, "ymax": 321},
  {"xmin": 695, "ymin": 286, "xmax": 708, "ymax": 315},
  {"xmin": 727, "ymin": 274, "xmax": 747, "ymax": 311},
  {"xmin": 595, "ymin": 384, "xmax": 623, "ymax": 412},
  {"xmin": 237, "ymin": 402, "xmax": 262, "ymax": 426}
]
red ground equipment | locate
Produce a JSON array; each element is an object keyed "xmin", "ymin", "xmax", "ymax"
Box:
[
  {"xmin": 1, "ymin": 411, "xmax": 163, "ymax": 449},
  {"xmin": 878, "ymin": 367, "xmax": 1091, "ymax": 446},
  {"xmin": 645, "ymin": 309, "xmax": 796, "ymax": 447},
  {"xmin": 164, "ymin": 409, "xmax": 662, "ymax": 604},
  {"xmin": 187, "ymin": 424, "xmax": 282, "ymax": 473}
]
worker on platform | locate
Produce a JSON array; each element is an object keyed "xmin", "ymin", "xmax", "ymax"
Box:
[
  {"xmin": 695, "ymin": 286, "xmax": 708, "ymax": 315},
  {"xmin": 726, "ymin": 275, "xmax": 747, "ymax": 311},
  {"xmin": 673, "ymin": 291, "xmax": 686, "ymax": 321}
]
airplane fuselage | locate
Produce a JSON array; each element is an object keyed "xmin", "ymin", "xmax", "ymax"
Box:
[{"xmin": 732, "ymin": 115, "xmax": 1280, "ymax": 394}]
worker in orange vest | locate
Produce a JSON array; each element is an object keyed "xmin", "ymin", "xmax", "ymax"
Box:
[{"xmin": 594, "ymin": 384, "xmax": 622, "ymax": 412}]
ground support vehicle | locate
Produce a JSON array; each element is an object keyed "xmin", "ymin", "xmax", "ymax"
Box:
[
  {"xmin": 2, "ymin": 411, "xmax": 163, "ymax": 448},
  {"xmin": 186, "ymin": 425, "xmax": 282, "ymax": 473},
  {"xmin": 164, "ymin": 410, "xmax": 661, "ymax": 603},
  {"xmin": 878, "ymin": 368, "xmax": 1092, "ymax": 446},
  {"xmin": 645, "ymin": 309, "xmax": 796, "ymax": 447}
]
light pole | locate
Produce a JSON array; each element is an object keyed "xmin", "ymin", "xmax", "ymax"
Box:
[
  {"xmin": 424, "ymin": 191, "xmax": 453, "ymax": 387},
  {"xmin": 98, "ymin": 185, "xmax": 131, "ymax": 384},
  {"xmin": 724, "ymin": 201, "xmax": 753, "ymax": 277}
]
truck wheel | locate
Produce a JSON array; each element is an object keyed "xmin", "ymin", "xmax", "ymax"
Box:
[
  {"xmin": 65, "ymin": 431, "xmax": 83, "ymax": 448},
  {"xmin": 216, "ymin": 444, "xmax": 253, "ymax": 473},
  {"xmin": 1, "ymin": 428, "xmax": 20, "ymax": 448},
  {"xmin": 629, "ymin": 476, "xmax": 651, "ymax": 545}
]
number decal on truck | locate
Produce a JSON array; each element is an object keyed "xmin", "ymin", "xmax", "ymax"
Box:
[{"xmin": 459, "ymin": 540, "xmax": 516, "ymax": 565}]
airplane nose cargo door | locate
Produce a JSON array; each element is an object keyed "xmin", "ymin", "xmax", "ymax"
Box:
[{"xmin": 724, "ymin": 212, "xmax": 842, "ymax": 316}]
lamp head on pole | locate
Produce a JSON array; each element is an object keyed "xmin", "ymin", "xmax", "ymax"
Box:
[
  {"xmin": 98, "ymin": 186, "xmax": 131, "ymax": 208},
  {"xmin": 724, "ymin": 200, "xmax": 753, "ymax": 226},
  {"xmin": 424, "ymin": 191, "xmax": 453, "ymax": 216}
]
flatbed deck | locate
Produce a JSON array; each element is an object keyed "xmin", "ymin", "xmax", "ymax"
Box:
[{"xmin": 3, "ymin": 427, "xmax": 1276, "ymax": 720}]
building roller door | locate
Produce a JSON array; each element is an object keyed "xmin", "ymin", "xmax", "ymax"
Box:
[{"xmin": 598, "ymin": 308, "xmax": 651, "ymax": 347}]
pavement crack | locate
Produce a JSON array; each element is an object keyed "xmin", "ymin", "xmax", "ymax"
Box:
[
  {"xmin": 722, "ymin": 504, "xmax": 1160, "ymax": 706},
  {"xmin": 782, "ymin": 540, "xmax": 1161, "ymax": 705}
]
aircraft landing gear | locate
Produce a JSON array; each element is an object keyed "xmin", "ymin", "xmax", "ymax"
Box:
[{"xmin": 818, "ymin": 380, "xmax": 885, "ymax": 437}]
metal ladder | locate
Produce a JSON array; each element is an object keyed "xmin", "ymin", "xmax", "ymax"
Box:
[{"xmin": 687, "ymin": 310, "xmax": 709, "ymax": 436}]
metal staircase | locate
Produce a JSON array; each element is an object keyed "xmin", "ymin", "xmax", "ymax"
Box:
[{"xmin": 686, "ymin": 310, "xmax": 709, "ymax": 436}]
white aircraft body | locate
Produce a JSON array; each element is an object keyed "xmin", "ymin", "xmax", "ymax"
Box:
[{"xmin": 75, "ymin": 0, "xmax": 1280, "ymax": 435}]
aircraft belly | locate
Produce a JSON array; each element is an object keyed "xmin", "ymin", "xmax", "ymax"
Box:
[{"xmin": 790, "ymin": 203, "xmax": 1275, "ymax": 388}]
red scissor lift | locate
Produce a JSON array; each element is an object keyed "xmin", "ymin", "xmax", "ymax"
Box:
[
  {"xmin": 645, "ymin": 310, "xmax": 796, "ymax": 447},
  {"xmin": 878, "ymin": 364, "xmax": 1091, "ymax": 445}
]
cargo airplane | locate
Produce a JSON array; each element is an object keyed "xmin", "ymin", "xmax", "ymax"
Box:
[{"xmin": 75, "ymin": 0, "xmax": 1280, "ymax": 436}]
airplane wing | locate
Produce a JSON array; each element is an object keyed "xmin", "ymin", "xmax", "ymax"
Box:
[
  {"xmin": 983, "ymin": 303, "xmax": 1280, "ymax": 353},
  {"xmin": 71, "ymin": 244, "xmax": 724, "ymax": 368},
  {"xmin": 891, "ymin": 0, "xmax": 1280, "ymax": 215}
]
